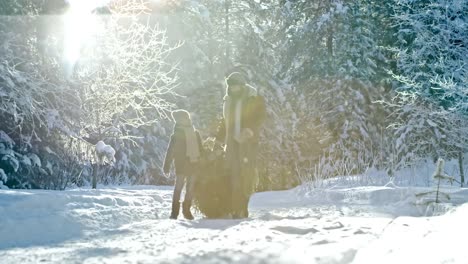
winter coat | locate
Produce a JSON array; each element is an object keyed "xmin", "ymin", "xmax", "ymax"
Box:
[
  {"xmin": 215, "ymin": 85, "xmax": 266, "ymax": 183},
  {"xmin": 163, "ymin": 125, "xmax": 204, "ymax": 175},
  {"xmin": 216, "ymin": 86, "xmax": 266, "ymax": 146},
  {"xmin": 216, "ymin": 85, "xmax": 266, "ymax": 203}
]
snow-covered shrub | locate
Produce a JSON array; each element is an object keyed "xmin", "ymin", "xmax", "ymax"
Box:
[
  {"xmin": 385, "ymin": 0, "xmax": 467, "ymax": 176},
  {"xmin": 276, "ymin": 78, "xmax": 391, "ymax": 186},
  {"xmin": 110, "ymin": 122, "xmax": 173, "ymax": 186},
  {"xmin": 268, "ymin": 0, "xmax": 394, "ymax": 187},
  {"xmin": 0, "ymin": 0, "xmax": 179, "ymax": 189},
  {"xmin": 0, "ymin": 168, "xmax": 7, "ymax": 189},
  {"xmin": 0, "ymin": 130, "xmax": 20, "ymax": 179},
  {"xmin": 391, "ymin": 0, "xmax": 467, "ymax": 115},
  {"xmin": 386, "ymin": 94, "xmax": 468, "ymax": 173},
  {"xmin": 0, "ymin": 131, "xmax": 15, "ymax": 150},
  {"xmin": 1, "ymin": 0, "xmax": 464, "ymax": 191}
]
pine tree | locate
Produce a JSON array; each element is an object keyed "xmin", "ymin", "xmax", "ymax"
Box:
[
  {"xmin": 392, "ymin": 0, "xmax": 468, "ymax": 114},
  {"xmin": 275, "ymin": 0, "xmax": 393, "ymax": 178},
  {"xmin": 387, "ymin": 0, "xmax": 468, "ymax": 171}
]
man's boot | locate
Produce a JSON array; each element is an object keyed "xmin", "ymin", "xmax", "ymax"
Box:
[
  {"xmin": 182, "ymin": 201, "xmax": 194, "ymax": 220},
  {"xmin": 241, "ymin": 195, "xmax": 250, "ymax": 218},
  {"xmin": 170, "ymin": 201, "xmax": 180, "ymax": 219},
  {"xmin": 241, "ymin": 208, "xmax": 249, "ymax": 218}
]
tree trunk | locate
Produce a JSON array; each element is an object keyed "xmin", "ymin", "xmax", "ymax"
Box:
[
  {"xmin": 459, "ymin": 152, "xmax": 464, "ymax": 187},
  {"xmin": 92, "ymin": 163, "xmax": 98, "ymax": 189},
  {"xmin": 92, "ymin": 111, "xmax": 101, "ymax": 189},
  {"xmin": 326, "ymin": 0, "xmax": 333, "ymax": 56},
  {"xmin": 224, "ymin": 0, "xmax": 230, "ymax": 68},
  {"xmin": 208, "ymin": 29, "xmax": 214, "ymax": 76}
]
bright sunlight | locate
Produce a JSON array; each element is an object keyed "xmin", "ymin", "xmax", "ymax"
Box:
[{"xmin": 62, "ymin": 0, "xmax": 107, "ymax": 67}]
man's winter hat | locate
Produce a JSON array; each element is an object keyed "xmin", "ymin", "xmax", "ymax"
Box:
[
  {"xmin": 226, "ymin": 72, "xmax": 246, "ymax": 87},
  {"xmin": 171, "ymin": 109, "xmax": 191, "ymax": 122}
]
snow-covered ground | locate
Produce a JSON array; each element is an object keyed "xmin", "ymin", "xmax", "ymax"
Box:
[{"xmin": 1, "ymin": 164, "xmax": 468, "ymax": 264}]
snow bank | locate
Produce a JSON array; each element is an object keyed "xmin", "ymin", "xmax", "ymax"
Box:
[
  {"xmin": 1, "ymin": 157, "xmax": 467, "ymax": 263},
  {"xmin": 290, "ymin": 158, "xmax": 468, "ymax": 216},
  {"xmin": 1, "ymin": 183, "xmax": 468, "ymax": 263},
  {"xmin": 0, "ymin": 187, "xmax": 166, "ymax": 249},
  {"xmin": 253, "ymin": 184, "xmax": 468, "ymax": 219},
  {"xmin": 354, "ymin": 203, "xmax": 468, "ymax": 264},
  {"xmin": 308, "ymin": 158, "xmax": 467, "ymax": 189},
  {"xmin": 255, "ymin": 159, "xmax": 468, "ymax": 218},
  {"xmin": 250, "ymin": 181, "xmax": 468, "ymax": 263}
]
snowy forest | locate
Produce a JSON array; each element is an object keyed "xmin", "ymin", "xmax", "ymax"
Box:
[
  {"xmin": 0, "ymin": 0, "xmax": 466, "ymax": 191},
  {"xmin": 2, "ymin": 0, "xmax": 468, "ymax": 263}
]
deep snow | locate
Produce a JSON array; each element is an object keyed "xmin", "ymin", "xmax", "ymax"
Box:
[{"xmin": 1, "ymin": 165, "xmax": 468, "ymax": 263}]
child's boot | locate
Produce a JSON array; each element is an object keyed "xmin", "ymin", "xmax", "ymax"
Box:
[{"xmin": 182, "ymin": 201, "xmax": 194, "ymax": 220}]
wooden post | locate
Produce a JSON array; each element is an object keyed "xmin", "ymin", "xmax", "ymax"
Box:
[
  {"xmin": 459, "ymin": 152, "xmax": 464, "ymax": 187},
  {"xmin": 92, "ymin": 110, "xmax": 101, "ymax": 189},
  {"xmin": 92, "ymin": 163, "xmax": 98, "ymax": 189}
]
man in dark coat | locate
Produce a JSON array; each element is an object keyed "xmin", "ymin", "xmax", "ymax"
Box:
[
  {"xmin": 163, "ymin": 110, "xmax": 204, "ymax": 220},
  {"xmin": 215, "ymin": 72, "xmax": 266, "ymax": 218}
]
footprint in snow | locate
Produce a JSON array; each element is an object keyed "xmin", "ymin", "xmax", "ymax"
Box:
[
  {"xmin": 312, "ymin": 239, "xmax": 332, "ymax": 245},
  {"xmin": 323, "ymin": 221, "xmax": 344, "ymax": 230},
  {"xmin": 353, "ymin": 229, "xmax": 367, "ymax": 235},
  {"xmin": 270, "ymin": 226, "xmax": 320, "ymax": 235},
  {"xmin": 152, "ymin": 195, "xmax": 164, "ymax": 203},
  {"xmin": 259, "ymin": 213, "xmax": 313, "ymax": 221},
  {"xmin": 162, "ymin": 194, "xmax": 173, "ymax": 200}
]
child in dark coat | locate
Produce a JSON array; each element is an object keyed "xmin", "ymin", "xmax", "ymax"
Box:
[{"xmin": 163, "ymin": 110, "xmax": 203, "ymax": 220}]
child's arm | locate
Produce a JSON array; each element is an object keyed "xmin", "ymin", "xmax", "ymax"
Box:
[
  {"xmin": 214, "ymin": 118, "xmax": 226, "ymax": 146},
  {"xmin": 196, "ymin": 131, "xmax": 204, "ymax": 157},
  {"xmin": 163, "ymin": 134, "xmax": 176, "ymax": 174},
  {"xmin": 246, "ymin": 95, "xmax": 267, "ymax": 134}
]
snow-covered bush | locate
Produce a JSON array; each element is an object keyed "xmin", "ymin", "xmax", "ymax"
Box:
[
  {"xmin": 387, "ymin": 97, "xmax": 467, "ymax": 170},
  {"xmin": 0, "ymin": 168, "xmax": 7, "ymax": 189},
  {"xmin": 107, "ymin": 121, "xmax": 173, "ymax": 186},
  {"xmin": 391, "ymin": 0, "xmax": 467, "ymax": 114},
  {"xmin": 0, "ymin": 131, "xmax": 19, "ymax": 182},
  {"xmin": 0, "ymin": 0, "xmax": 179, "ymax": 189},
  {"xmin": 385, "ymin": 0, "xmax": 468, "ymax": 178},
  {"xmin": 1, "ymin": 0, "xmax": 465, "ymax": 191}
]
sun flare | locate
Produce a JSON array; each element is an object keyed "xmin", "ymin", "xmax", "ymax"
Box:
[{"xmin": 62, "ymin": 0, "xmax": 107, "ymax": 67}]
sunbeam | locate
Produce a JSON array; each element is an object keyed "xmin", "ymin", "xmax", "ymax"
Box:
[{"xmin": 62, "ymin": 0, "xmax": 108, "ymax": 74}]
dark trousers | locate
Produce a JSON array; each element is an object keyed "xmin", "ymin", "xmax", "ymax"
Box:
[
  {"xmin": 173, "ymin": 173, "xmax": 196, "ymax": 204},
  {"xmin": 227, "ymin": 141, "xmax": 255, "ymax": 218}
]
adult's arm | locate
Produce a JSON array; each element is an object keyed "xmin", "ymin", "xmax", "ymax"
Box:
[{"xmin": 163, "ymin": 134, "xmax": 176, "ymax": 174}]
